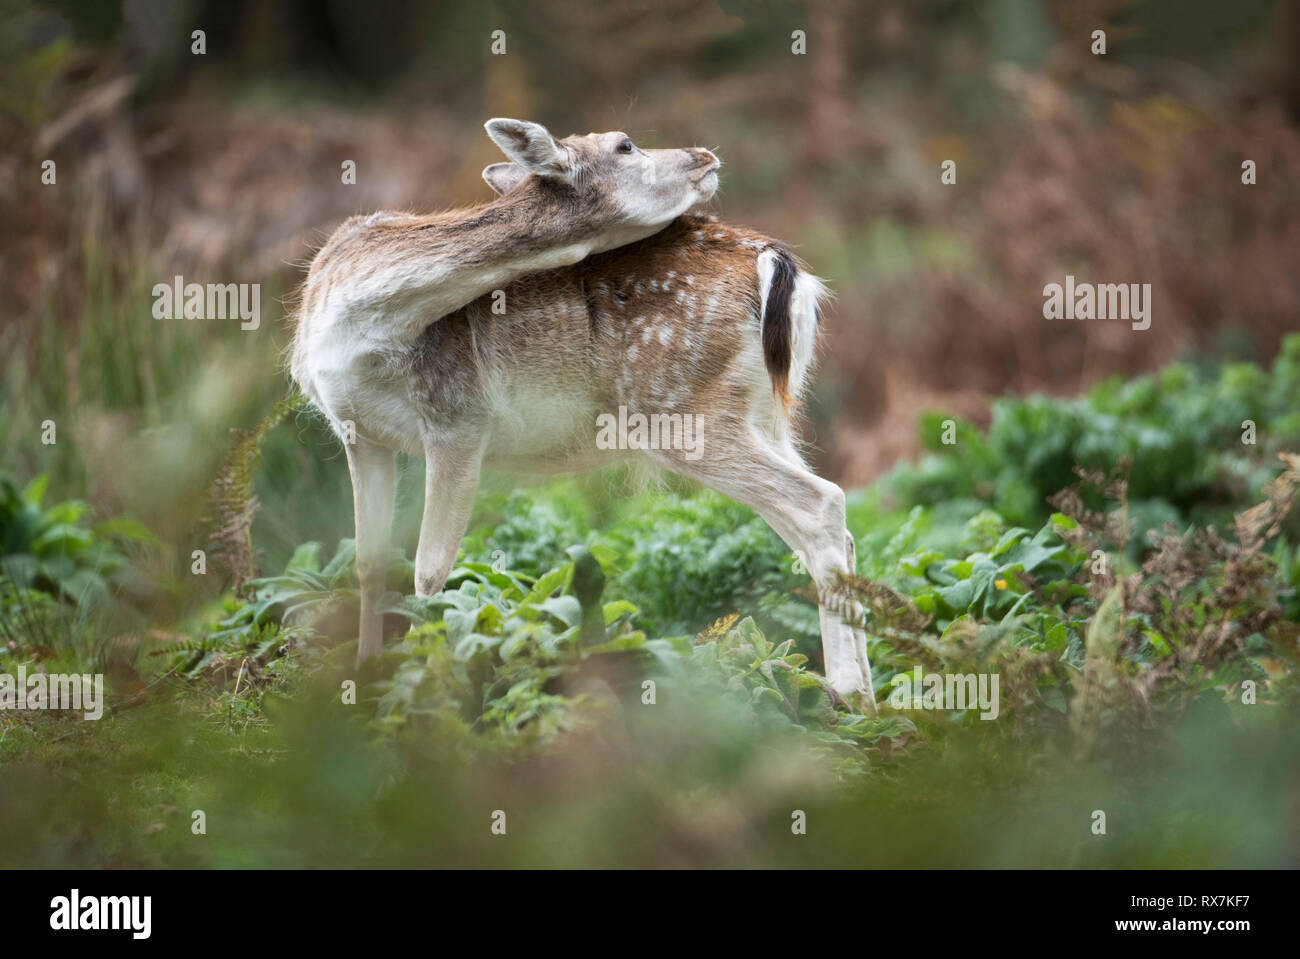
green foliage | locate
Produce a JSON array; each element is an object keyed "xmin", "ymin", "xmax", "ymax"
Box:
[
  {"xmin": 374, "ymin": 551, "xmax": 661, "ymax": 753},
  {"xmin": 152, "ymin": 536, "xmax": 388, "ymax": 685},
  {"xmin": 595, "ymin": 490, "xmax": 804, "ymax": 640},
  {"xmin": 151, "ymin": 620, "xmax": 295, "ymax": 684},
  {"xmin": 685, "ymin": 614, "xmax": 917, "ymax": 776},
  {"xmin": 163, "ymin": 341, "xmax": 1297, "ymax": 773},
  {"xmin": 0, "ymin": 473, "xmax": 152, "ymax": 609},
  {"xmin": 371, "ymin": 553, "xmax": 914, "ymax": 776},
  {"xmin": 0, "ymin": 578, "xmax": 68, "ymax": 656},
  {"xmin": 889, "ymin": 334, "xmax": 1300, "ymax": 545},
  {"xmin": 150, "ymin": 447, "xmax": 1297, "ymax": 788},
  {"xmin": 180, "ymin": 535, "xmax": 908, "ymax": 774},
  {"xmin": 895, "ymin": 510, "xmax": 1086, "ymax": 630},
  {"xmin": 460, "ymin": 489, "xmax": 589, "ymax": 578},
  {"xmin": 459, "ymin": 486, "xmax": 819, "ymax": 654},
  {"xmin": 861, "ymin": 457, "xmax": 1300, "ymax": 744}
]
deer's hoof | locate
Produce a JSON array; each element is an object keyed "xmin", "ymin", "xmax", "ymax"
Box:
[{"xmin": 829, "ymin": 675, "xmax": 877, "ymax": 714}]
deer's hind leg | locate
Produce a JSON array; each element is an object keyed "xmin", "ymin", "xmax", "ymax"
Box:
[
  {"xmin": 346, "ymin": 437, "xmax": 397, "ymax": 666},
  {"xmin": 652, "ymin": 428, "xmax": 876, "ymax": 710}
]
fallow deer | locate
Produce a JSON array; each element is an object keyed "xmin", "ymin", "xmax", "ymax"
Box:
[{"xmin": 290, "ymin": 120, "xmax": 875, "ymax": 707}]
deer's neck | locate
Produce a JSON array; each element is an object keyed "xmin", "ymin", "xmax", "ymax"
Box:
[
  {"xmin": 301, "ymin": 183, "xmax": 680, "ymax": 361},
  {"xmin": 433, "ymin": 184, "xmax": 610, "ymax": 263},
  {"xmin": 347, "ymin": 184, "xmax": 615, "ymax": 331}
]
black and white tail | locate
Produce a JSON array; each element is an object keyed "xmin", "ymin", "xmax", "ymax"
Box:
[{"xmin": 757, "ymin": 245, "xmax": 829, "ymax": 416}]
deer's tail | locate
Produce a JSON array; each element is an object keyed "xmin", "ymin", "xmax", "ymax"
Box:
[{"xmin": 757, "ymin": 246, "xmax": 828, "ymax": 414}]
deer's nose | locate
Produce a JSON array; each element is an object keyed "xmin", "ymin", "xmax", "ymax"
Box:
[{"xmin": 688, "ymin": 148, "xmax": 720, "ymax": 171}]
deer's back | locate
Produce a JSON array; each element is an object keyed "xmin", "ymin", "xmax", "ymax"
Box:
[{"xmin": 406, "ymin": 215, "xmax": 821, "ymax": 469}]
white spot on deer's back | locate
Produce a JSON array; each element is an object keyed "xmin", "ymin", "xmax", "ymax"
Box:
[
  {"xmin": 658, "ymin": 327, "xmax": 672, "ymax": 345},
  {"xmin": 628, "ymin": 345, "xmax": 639, "ymax": 362}
]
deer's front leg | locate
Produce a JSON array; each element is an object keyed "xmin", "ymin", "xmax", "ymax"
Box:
[
  {"xmin": 346, "ymin": 438, "xmax": 396, "ymax": 665},
  {"xmin": 414, "ymin": 436, "xmax": 485, "ymax": 598}
]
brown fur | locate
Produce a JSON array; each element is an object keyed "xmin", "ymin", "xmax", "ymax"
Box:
[
  {"xmin": 403, "ymin": 214, "xmax": 808, "ymax": 446},
  {"xmin": 291, "ymin": 133, "xmax": 719, "ymax": 387}
]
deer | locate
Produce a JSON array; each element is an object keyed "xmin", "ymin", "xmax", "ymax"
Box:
[{"xmin": 290, "ymin": 119, "xmax": 876, "ymax": 708}]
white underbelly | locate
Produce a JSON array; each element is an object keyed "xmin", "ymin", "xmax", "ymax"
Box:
[{"xmin": 481, "ymin": 388, "xmax": 607, "ymax": 469}]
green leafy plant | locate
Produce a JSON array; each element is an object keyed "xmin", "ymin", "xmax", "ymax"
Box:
[
  {"xmin": 0, "ymin": 473, "xmax": 153, "ymax": 609},
  {"xmin": 687, "ymin": 613, "xmax": 917, "ymax": 775},
  {"xmin": 888, "ymin": 333, "xmax": 1300, "ymax": 547},
  {"xmin": 373, "ymin": 550, "xmax": 668, "ymax": 750},
  {"xmin": 845, "ymin": 454, "xmax": 1300, "ymax": 748}
]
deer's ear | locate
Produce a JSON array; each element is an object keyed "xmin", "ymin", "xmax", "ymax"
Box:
[
  {"xmin": 482, "ymin": 162, "xmax": 529, "ymax": 196},
  {"xmin": 484, "ymin": 118, "xmax": 573, "ymax": 182}
]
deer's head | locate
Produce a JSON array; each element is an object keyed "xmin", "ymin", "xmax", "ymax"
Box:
[{"xmin": 482, "ymin": 119, "xmax": 719, "ymax": 247}]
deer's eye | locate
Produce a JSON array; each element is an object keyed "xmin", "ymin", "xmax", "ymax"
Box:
[{"xmin": 616, "ymin": 138, "xmax": 635, "ymax": 154}]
